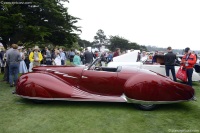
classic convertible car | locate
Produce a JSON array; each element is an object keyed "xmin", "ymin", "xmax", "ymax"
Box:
[
  {"xmin": 108, "ymin": 51, "xmax": 200, "ymax": 82},
  {"xmin": 15, "ymin": 58, "xmax": 195, "ymax": 110}
]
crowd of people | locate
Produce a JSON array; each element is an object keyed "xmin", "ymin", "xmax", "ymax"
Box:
[
  {"xmin": 134, "ymin": 47, "xmax": 198, "ymax": 87},
  {"xmin": 147, "ymin": 47, "xmax": 197, "ymax": 87},
  {"xmin": 0, "ymin": 45, "xmax": 119, "ymax": 87},
  {"xmin": 0, "ymin": 44, "xmax": 198, "ymax": 87},
  {"xmin": 164, "ymin": 47, "xmax": 197, "ymax": 87}
]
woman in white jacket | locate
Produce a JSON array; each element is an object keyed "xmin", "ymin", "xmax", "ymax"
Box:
[
  {"xmin": 53, "ymin": 50, "xmax": 61, "ymax": 66},
  {"xmin": 18, "ymin": 47, "xmax": 28, "ymax": 73}
]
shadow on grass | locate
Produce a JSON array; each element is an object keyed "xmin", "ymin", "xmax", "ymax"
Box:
[{"xmin": 158, "ymin": 103, "xmax": 193, "ymax": 111}]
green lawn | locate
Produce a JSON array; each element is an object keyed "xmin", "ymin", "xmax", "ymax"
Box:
[{"xmin": 0, "ymin": 73, "xmax": 200, "ymax": 133}]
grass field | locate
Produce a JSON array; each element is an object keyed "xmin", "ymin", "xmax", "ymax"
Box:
[{"xmin": 0, "ymin": 73, "xmax": 200, "ymax": 133}]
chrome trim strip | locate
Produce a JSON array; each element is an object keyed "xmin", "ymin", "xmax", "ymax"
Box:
[
  {"xmin": 15, "ymin": 94, "xmax": 125, "ymax": 102},
  {"xmin": 126, "ymin": 96, "xmax": 195, "ymax": 104},
  {"xmin": 63, "ymin": 74, "xmax": 77, "ymax": 79},
  {"xmin": 16, "ymin": 93, "xmax": 195, "ymax": 104},
  {"xmin": 121, "ymin": 94, "xmax": 127, "ymax": 102},
  {"xmin": 54, "ymin": 71, "xmax": 65, "ymax": 75},
  {"xmin": 46, "ymin": 69, "xmax": 56, "ymax": 72}
]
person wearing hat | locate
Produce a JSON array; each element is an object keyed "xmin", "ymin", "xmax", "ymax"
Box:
[
  {"xmin": 29, "ymin": 46, "xmax": 43, "ymax": 68},
  {"xmin": 181, "ymin": 47, "xmax": 197, "ymax": 86}
]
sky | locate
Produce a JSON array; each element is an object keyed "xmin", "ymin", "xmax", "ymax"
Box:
[{"xmin": 64, "ymin": 0, "xmax": 200, "ymax": 50}]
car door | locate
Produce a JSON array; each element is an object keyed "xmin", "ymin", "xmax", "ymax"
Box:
[
  {"xmin": 79, "ymin": 69, "xmax": 122, "ymax": 96},
  {"xmin": 142, "ymin": 64, "xmax": 166, "ymax": 76}
]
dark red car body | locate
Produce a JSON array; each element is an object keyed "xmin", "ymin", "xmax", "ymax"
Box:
[{"xmin": 16, "ymin": 60, "xmax": 195, "ymax": 109}]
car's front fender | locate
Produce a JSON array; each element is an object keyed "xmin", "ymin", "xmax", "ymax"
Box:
[
  {"xmin": 123, "ymin": 73, "xmax": 194, "ymax": 104},
  {"xmin": 16, "ymin": 72, "xmax": 74, "ymax": 99}
]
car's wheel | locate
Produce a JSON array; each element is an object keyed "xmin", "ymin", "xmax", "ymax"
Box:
[{"xmin": 136, "ymin": 104, "xmax": 157, "ymax": 111}]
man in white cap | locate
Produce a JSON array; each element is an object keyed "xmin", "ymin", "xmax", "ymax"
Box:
[{"xmin": 29, "ymin": 46, "xmax": 43, "ymax": 68}]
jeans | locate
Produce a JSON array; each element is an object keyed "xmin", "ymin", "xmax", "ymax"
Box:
[
  {"xmin": 9, "ymin": 63, "xmax": 19, "ymax": 85},
  {"xmin": 6, "ymin": 64, "xmax": 9, "ymax": 82},
  {"xmin": 165, "ymin": 65, "xmax": 177, "ymax": 81},
  {"xmin": 70, "ymin": 55, "xmax": 74, "ymax": 62},
  {"xmin": 24, "ymin": 59, "xmax": 30, "ymax": 70},
  {"xmin": 61, "ymin": 60, "xmax": 65, "ymax": 65},
  {"xmin": 186, "ymin": 68, "xmax": 193, "ymax": 86},
  {"xmin": 46, "ymin": 60, "xmax": 52, "ymax": 65}
]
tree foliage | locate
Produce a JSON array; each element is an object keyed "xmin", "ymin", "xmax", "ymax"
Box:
[
  {"xmin": 93, "ymin": 29, "xmax": 109, "ymax": 49},
  {"xmin": 77, "ymin": 37, "xmax": 92, "ymax": 48},
  {"xmin": 94, "ymin": 29, "xmax": 107, "ymax": 44},
  {"xmin": 92, "ymin": 29, "xmax": 147, "ymax": 52},
  {"xmin": 108, "ymin": 35, "xmax": 147, "ymax": 52},
  {"xmin": 145, "ymin": 45, "xmax": 189, "ymax": 54},
  {"xmin": 0, "ymin": 0, "xmax": 81, "ymax": 49},
  {"xmin": 108, "ymin": 36, "xmax": 129, "ymax": 52}
]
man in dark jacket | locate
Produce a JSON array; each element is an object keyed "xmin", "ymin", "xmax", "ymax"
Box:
[
  {"xmin": 164, "ymin": 46, "xmax": 177, "ymax": 81},
  {"xmin": 83, "ymin": 48, "xmax": 93, "ymax": 65}
]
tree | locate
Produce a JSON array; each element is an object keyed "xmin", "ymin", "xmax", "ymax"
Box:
[
  {"xmin": 93, "ymin": 29, "xmax": 108, "ymax": 50},
  {"xmin": 140, "ymin": 45, "xmax": 148, "ymax": 51},
  {"xmin": 129, "ymin": 42, "xmax": 140, "ymax": 50},
  {"xmin": 0, "ymin": 0, "xmax": 81, "ymax": 49},
  {"xmin": 108, "ymin": 36, "xmax": 129, "ymax": 52},
  {"xmin": 77, "ymin": 37, "xmax": 92, "ymax": 48},
  {"xmin": 108, "ymin": 35, "xmax": 147, "ymax": 52}
]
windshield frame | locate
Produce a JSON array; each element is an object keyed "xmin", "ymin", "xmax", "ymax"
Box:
[{"xmin": 87, "ymin": 58, "xmax": 101, "ymax": 70}]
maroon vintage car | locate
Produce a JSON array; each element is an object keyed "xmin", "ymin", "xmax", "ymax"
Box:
[{"xmin": 15, "ymin": 58, "xmax": 195, "ymax": 110}]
